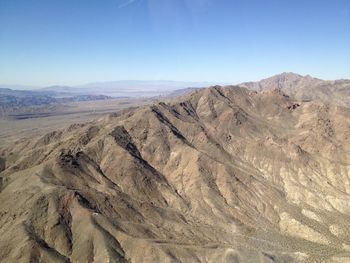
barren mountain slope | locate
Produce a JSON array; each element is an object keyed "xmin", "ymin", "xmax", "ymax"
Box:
[
  {"xmin": 240, "ymin": 73, "xmax": 350, "ymax": 107},
  {"xmin": 0, "ymin": 86, "xmax": 350, "ymax": 263}
]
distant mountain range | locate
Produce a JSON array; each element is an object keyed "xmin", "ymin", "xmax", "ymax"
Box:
[
  {"xmin": 0, "ymin": 80, "xmax": 223, "ymax": 96},
  {"xmin": 0, "ymin": 85, "xmax": 39, "ymax": 90},
  {"xmin": 0, "ymin": 87, "xmax": 111, "ymax": 115},
  {"xmin": 41, "ymin": 80, "xmax": 224, "ymax": 97},
  {"xmin": 1, "ymin": 73, "xmax": 350, "ymax": 116},
  {"xmin": 0, "ymin": 80, "xmax": 221, "ymax": 116},
  {"xmin": 3, "ymin": 74, "xmax": 350, "ymax": 103}
]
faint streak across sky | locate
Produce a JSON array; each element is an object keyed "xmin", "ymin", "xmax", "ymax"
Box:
[{"xmin": 118, "ymin": 0, "xmax": 139, "ymax": 8}]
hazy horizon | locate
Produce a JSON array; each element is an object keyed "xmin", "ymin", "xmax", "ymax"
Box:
[
  {"xmin": 0, "ymin": 79, "xmax": 226, "ymax": 90},
  {"xmin": 2, "ymin": 72, "xmax": 350, "ymax": 90}
]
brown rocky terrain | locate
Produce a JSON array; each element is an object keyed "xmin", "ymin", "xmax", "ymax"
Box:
[
  {"xmin": 0, "ymin": 85, "xmax": 350, "ymax": 263},
  {"xmin": 240, "ymin": 73, "xmax": 350, "ymax": 107}
]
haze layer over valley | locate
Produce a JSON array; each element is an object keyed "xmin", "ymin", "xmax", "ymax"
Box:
[{"xmin": 0, "ymin": 73, "xmax": 350, "ymax": 262}]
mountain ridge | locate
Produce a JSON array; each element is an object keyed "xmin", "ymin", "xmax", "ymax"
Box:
[
  {"xmin": 1, "ymin": 85, "xmax": 350, "ymax": 262},
  {"xmin": 239, "ymin": 72, "xmax": 350, "ymax": 107}
]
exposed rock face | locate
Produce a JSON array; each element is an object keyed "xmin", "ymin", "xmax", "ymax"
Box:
[
  {"xmin": 0, "ymin": 157, "xmax": 5, "ymax": 172},
  {"xmin": 1, "ymin": 86, "xmax": 350, "ymax": 263},
  {"xmin": 240, "ymin": 72, "xmax": 350, "ymax": 107}
]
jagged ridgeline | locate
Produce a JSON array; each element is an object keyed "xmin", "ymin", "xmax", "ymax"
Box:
[{"xmin": 1, "ymin": 86, "xmax": 350, "ymax": 263}]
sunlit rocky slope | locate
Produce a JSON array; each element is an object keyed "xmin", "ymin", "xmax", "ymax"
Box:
[
  {"xmin": 0, "ymin": 85, "xmax": 350, "ymax": 263},
  {"xmin": 240, "ymin": 72, "xmax": 350, "ymax": 107}
]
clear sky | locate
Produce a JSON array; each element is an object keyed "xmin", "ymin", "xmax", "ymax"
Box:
[{"xmin": 0, "ymin": 0, "xmax": 349, "ymax": 86}]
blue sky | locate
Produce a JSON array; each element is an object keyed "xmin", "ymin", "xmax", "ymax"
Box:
[{"xmin": 0, "ymin": 0, "xmax": 349, "ymax": 86}]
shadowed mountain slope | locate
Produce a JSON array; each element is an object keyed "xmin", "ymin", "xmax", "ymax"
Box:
[{"xmin": 0, "ymin": 86, "xmax": 350, "ymax": 263}]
